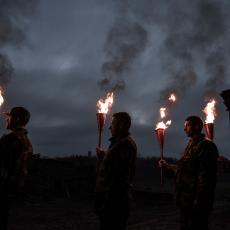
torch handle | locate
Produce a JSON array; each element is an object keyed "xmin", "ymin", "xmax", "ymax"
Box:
[
  {"xmin": 160, "ymin": 149, "xmax": 163, "ymax": 185},
  {"xmin": 98, "ymin": 129, "xmax": 102, "ymax": 148},
  {"xmin": 160, "ymin": 167, "xmax": 163, "ymax": 185}
]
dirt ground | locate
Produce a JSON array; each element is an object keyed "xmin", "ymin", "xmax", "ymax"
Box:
[
  {"xmin": 8, "ymin": 192, "xmax": 230, "ymax": 230},
  {"xmin": 7, "ymin": 157, "xmax": 230, "ymax": 230}
]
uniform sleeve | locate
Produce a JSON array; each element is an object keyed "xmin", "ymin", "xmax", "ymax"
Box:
[
  {"xmin": 195, "ymin": 141, "xmax": 219, "ymax": 209},
  {"xmin": 107, "ymin": 140, "xmax": 136, "ymax": 195},
  {"xmin": 0, "ymin": 134, "xmax": 22, "ymax": 177}
]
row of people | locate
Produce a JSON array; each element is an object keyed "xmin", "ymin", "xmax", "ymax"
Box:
[
  {"xmin": 0, "ymin": 107, "xmax": 33, "ymax": 230},
  {"xmin": 95, "ymin": 112, "xmax": 218, "ymax": 230},
  {"xmin": 0, "ymin": 108, "xmax": 218, "ymax": 230}
]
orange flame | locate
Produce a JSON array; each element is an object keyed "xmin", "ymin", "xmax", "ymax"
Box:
[
  {"xmin": 97, "ymin": 92, "xmax": 114, "ymax": 113},
  {"xmin": 203, "ymin": 99, "xmax": 216, "ymax": 123},
  {"xmin": 160, "ymin": 107, "xmax": 166, "ymax": 118},
  {"xmin": 0, "ymin": 89, "xmax": 4, "ymax": 107},
  {"xmin": 155, "ymin": 94, "xmax": 175, "ymax": 130},
  {"xmin": 169, "ymin": 94, "xmax": 176, "ymax": 102},
  {"xmin": 156, "ymin": 107, "xmax": 172, "ymax": 129},
  {"xmin": 156, "ymin": 120, "xmax": 171, "ymax": 130}
]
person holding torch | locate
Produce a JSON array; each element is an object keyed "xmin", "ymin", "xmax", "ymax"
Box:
[
  {"xmin": 0, "ymin": 107, "xmax": 33, "ymax": 230},
  {"xmin": 159, "ymin": 116, "xmax": 218, "ymax": 230},
  {"xmin": 95, "ymin": 112, "xmax": 137, "ymax": 230}
]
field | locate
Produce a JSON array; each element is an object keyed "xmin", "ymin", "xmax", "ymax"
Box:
[{"xmin": 6, "ymin": 156, "xmax": 230, "ymax": 230}]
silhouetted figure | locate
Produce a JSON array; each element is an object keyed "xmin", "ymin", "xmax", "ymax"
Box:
[
  {"xmin": 95, "ymin": 112, "xmax": 137, "ymax": 230},
  {"xmin": 159, "ymin": 116, "xmax": 218, "ymax": 230},
  {"xmin": 0, "ymin": 107, "xmax": 33, "ymax": 230}
]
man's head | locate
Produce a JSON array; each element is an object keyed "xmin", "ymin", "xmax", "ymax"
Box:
[
  {"xmin": 184, "ymin": 116, "xmax": 203, "ymax": 137},
  {"xmin": 109, "ymin": 112, "xmax": 131, "ymax": 137},
  {"xmin": 5, "ymin": 106, "xmax": 30, "ymax": 130}
]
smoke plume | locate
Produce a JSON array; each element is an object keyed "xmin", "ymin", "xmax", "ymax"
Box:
[
  {"xmin": 98, "ymin": 1, "xmax": 148, "ymax": 92},
  {"xmin": 0, "ymin": 0, "xmax": 38, "ymax": 88},
  {"xmin": 111, "ymin": 0, "xmax": 229, "ymax": 100},
  {"xmin": 158, "ymin": 0, "xmax": 227, "ymax": 100}
]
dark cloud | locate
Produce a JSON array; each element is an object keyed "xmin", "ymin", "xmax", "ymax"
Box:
[
  {"xmin": 0, "ymin": 54, "xmax": 12, "ymax": 85},
  {"xmin": 129, "ymin": 0, "xmax": 229, "ymax": 101},
  {"xmin": 205, "ymin": 50, "xmax": 226, "ymax": 97},
  {"xmin": 1, "ymin": 0, "xmax": 230, "ymax": 158},
  {"xmin": 0, "ymin": 0, "xmax": 38, "ymax": 88}
]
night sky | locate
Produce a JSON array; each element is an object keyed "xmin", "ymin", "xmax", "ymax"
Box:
[{"xmin": 0, "ymin": 0, "xmax": 229, "ymax": 158}]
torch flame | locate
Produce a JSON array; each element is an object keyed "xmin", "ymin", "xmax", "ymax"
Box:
[
  {"xmin": 160, "ymin": 107, "xmax": 166, "ymax": 118},
  {"xmin": 156, "ymin": 120, "xmax": 171, "ymax": 130},
  {"xmin": 169, "ymin": 94, "xmax": 176, "ymax": 102},
  {"xmin": 0, "ymin": 89, "xmax": 4, "ymax": 107},
  {"xmin": 203, "ymin": 99, "xmax": 216, "ymax": 123},
  {"xmin": 97, "ymin": 92, "xmax": 114, "ymax": 113}
]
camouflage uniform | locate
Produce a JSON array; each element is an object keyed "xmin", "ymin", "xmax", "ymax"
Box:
[
  {"xmin": 0, "ymin": 128, "xmax": 33, "ymax": 230},
  {"xmin": 175, "ymin": 134, "xmax": 218, "ymax": 230},
  {"xmin": 95, "ymin": 134, "xmax": 137, "ymax": 230}
]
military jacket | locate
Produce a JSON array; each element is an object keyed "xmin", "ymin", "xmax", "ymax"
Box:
[
  {"xmin": 175, "ymin": 134, "xmax": 218, "ymax": 211},
  {"xmin": 0, "ymin": 128, "xmax": 33, "ymax": 179},
  {"xmin": 95, "ymin": 135, "xmax": 137, "ymax": 199}
]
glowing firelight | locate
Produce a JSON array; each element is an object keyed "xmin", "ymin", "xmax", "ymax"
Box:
[
  {"xmin": 156, "ymin": 120, "xmax": 171, "ymax": 130},
  {"xmin": 0, "ymin": 90, "xmax": 4, "ymax": 106},
  {"xmin": 169, "ymin": 94, "xmax": 176, "ymax": 102},
  {"xmin": 97, "ymin": 92, "xmax": 114, "ymax": 114},
  {"xmin": 156, "ymin": 107, "xmax": 172, "ymax": 129},
  {"xmin": 203, "ymin": 99, "xmax": 216, "ymax": 123},
  {"xmin": 160, "ymin": 107, "xmax": 166, "ymax": 118}
]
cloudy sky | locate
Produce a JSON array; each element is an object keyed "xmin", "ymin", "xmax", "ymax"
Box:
[{"xmin": 0, "ymin": 0, "xmax": 230, "ymax": 158}]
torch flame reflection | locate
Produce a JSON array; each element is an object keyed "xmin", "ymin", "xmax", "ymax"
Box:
[{"xmin": 203, "ymin": 99, "xmax": 216, "ymax": 124}]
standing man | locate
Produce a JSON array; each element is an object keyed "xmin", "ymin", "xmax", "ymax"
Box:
[
  {"xmin": 95, "ymin": 112, "xmax": 137, "ymax": 230},
  {"xmin": 0, "ymin": 106, "xmax": 33, "ymax": 230},
  {"xmin": 159, "ymin": 116, "xmax": 218, "ymax": 230}
]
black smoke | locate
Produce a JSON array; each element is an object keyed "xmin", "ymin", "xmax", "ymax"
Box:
[
  {"xmin": 98, "ymin": 1, "xmax": 148, "ymax": 92},
  {"xmin": 158, "ymin": 0, "xmax": 227, "ymax": 100},
  {"xmin": 0, "ymin": 0, "xmax": 38, "ymax": 88},
  {"xmin": 112, "ymin": 0, "xmax": 229, "ymax": 101}
]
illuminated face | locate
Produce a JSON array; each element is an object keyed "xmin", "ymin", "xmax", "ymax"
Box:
[
  {"xmin": 6, "ymin": 115, "xmax": 12, "ymax": 130},
  {"xmin": 6, "ymin": 115, "xmax": 18, "ymax": 130},
  {"xmin": 109, "ymin": 117, "xmax": 120, "ymax": 137},
  {"xmin": 184, "ymin": 120, "xmax": 194, "ymax": 137}
]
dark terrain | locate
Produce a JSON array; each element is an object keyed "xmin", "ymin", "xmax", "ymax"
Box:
[{"xmin": 7, "ymin": 155, "xmax": 230, "ymax": 230}]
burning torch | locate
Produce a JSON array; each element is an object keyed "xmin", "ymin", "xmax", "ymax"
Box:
[
  {"xmin": 155, "ymin": 108, "xmax": 172, "ymax": 185},
  {"xmin": 168, "ymin": 93, "xmax": 176, "ymax": 102},
  {"xmin": 0, "ymin": 89, "xmax": 4, "ymax": 107},
  {"xmin": 96, "ymin": 92, "xmax": 113, "ymax": 148},
  {"xmin": 155, "ymin": 94, "xmax": 175, "ymax": 185},
  {"xmin": 203, "ymin": 99, "xmax": 216, "ymax": 141}
]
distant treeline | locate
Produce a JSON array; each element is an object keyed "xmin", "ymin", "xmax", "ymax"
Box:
[{"xmin": 24, "ymin": 154, "xmax": 229, "ymax": 200}]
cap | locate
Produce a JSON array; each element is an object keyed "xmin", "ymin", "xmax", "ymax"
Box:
[{"xmin": 4, "ymin": 106, "xmax": 30, "ymax": 125}]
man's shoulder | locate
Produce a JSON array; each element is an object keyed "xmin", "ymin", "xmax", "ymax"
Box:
[
  {"xmin": 109, "ymin": 136, "xmax": 137, "ymax": 157},
  {"xmin": 0, "ymin": 132, "xmax": 20, "ymax": 143},
  {"xmin": 121, "ymin": 136, "xmax": 137, "ymax": 150},
  {"xmin": 198, "ymin": 138, "xmax": 219, "ymax": 157},
  {"xmin": 200, "ymin": 138, "xmax": 217, "ymax": 149}
]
